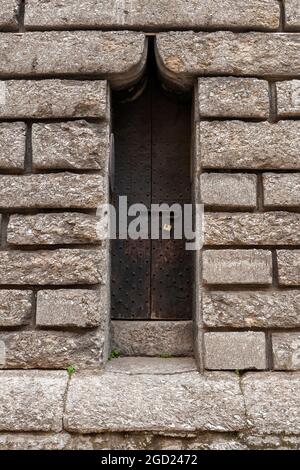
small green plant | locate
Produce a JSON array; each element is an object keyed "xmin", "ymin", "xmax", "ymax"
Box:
[
  {"xmin": 108, "ymin": 349, "xmax": 121, "ymax": 360},
  {"xmin": 159, "ymin": 353, "xmax": 172, "ymax": 359},
  {"xmin": 67, "ymin": 365, "xmax": 76, "ymax": 377},
  {"xmin": 235, "ymin": 369, "xmax": 241, "ymax": 376}
]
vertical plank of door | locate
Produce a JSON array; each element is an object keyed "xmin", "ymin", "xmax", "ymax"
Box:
[
  {"xmin": 151, "ymin": 79, "xmax": 192, "ymax": 319},
  {"xmin": 111, "ymin": 87, "xmax": 152, "ymax": 319}
]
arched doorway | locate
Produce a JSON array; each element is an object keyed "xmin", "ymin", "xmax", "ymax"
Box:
[{"xmin": 111, "ymin": 40, "xmax": 192, "ymax": 321}]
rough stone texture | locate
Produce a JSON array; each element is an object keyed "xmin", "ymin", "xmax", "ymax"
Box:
[
  {"xmin": 204, "ymin": 212, "xmax": 300, "ymax": 246},
  {"xmin": 24, "ymin": 0, "xmax": 280, "ymax": 31},
  {"xmin": 0, "ymin": 431, "xmax": 249, "ymax": 451},
  {"xmin": 198, "ymin": 121, "xmax": 300, "ymax": 169},
  {"xmin": 200, "ymin": 173, "xmax": 257, "ymax": 209},
  {"xmin": 203, "ymin": 290, "xmax": 300, "ymax": 328},
  {"xmin": 277, "ymin": 250, "xmax": 300, "ymax": 286},
  {"xmin": 198, "ymin": 78, "xmax": 269, "ymax": 119},
  {"xmin": 285, "ymin": 0, "xmax": 300, "ymax": 30},
  {"xmin": 36, "ymin": 289, "xmax": 107, "ymax": 328},
  {"xmin": 0, "ymin": 0, "xmax": 19, "ymax": 30},
  {"xmin": 0, "ymin": 290, "xmax": 32, "ymax": 327},
  {"xmin": 0, "ymin": 173, "xmax": 106, "ymax": 209},
  {"xmin": 0, "ymin": 249, "xmax": 105, "ymax": 285},
  {"xmin": 0, "ymin": 80, "xmax": 107, "ymax": 119},
  {"xmin": 240, "ymin": 433, "xmax": 300, "ymax": 450},
  {"xmin": 280, "ymin": 436, "xmax": 300, "ymax": 450},
  {"xmin": 0, "ymin": 371, "xmax": 68, "ymax": 431},
  {"xmin": 0, "ymin": 122, "xmax": 26, "ymax": 170},
  {"xmin": 0, "ymin": 433, "xmax": 72, "ymax": 451},
  {"xmin": 242, "ymin": 372, "xmax": 300, "ymax": 435},
  {"xmin": 106, "ymin": 358, "xmax": 198, "ymax": 375},
  {"xmin": 273, "ymin": 333, "xmax": 300, "ymax": 370},
  {"xmin": 239, "ymin": 433, "xmax": 282, "ymax": 450},
  {"xmin": 204, "ymin": 332, "xmax": 266, "ymax": 370},
  {"xmin": 277, "ymin": 80, "xmax": 300, "ymax": 117},
  {"xmin": 64, "ymin": 362, "xmax": 246, "ymax": 432},
  {"xmin": 0, "ymin": 32, "xmax": 147, "ymax": 89},
  {"xmin": 202, "ymin": 250, "xmax": 272, "ymax": 286},
  {"xmin": 111, "ymin": 321, "xmax": 193, "ymax": 356},
  {"xmin": 32, "ymin": 121, "xmax": 109, "ymax": 170},
  {"xmin": 89, "ymin": 432, "xmax": 247, "ymax": 450},
  {"xmin": 156, "ymin": 32, "xmax": 300, "ymax": 89},
  {"xmin": 1, "ymin": 430, "xmax": 300, "ymax": 450},
  {"xmin": 263, "ymin": 173, "xmax": 300, "ymax": 208},
  {"xmin": 7, "ymin": 213, "xmax": 102, "ymax": 245},
  {"xmin": 0, "ymin": 330, "xmax": 104, "ymax": 368}
]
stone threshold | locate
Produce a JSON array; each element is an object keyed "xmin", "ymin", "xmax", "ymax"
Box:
[{"xmin": 105, "ymin": 357, "xmax": 198, "ymax": 375}]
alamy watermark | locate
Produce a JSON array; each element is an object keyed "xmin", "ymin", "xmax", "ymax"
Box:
[{"xmin": 96, "ymin": 196, "xmax": 204, "ymax": 251}]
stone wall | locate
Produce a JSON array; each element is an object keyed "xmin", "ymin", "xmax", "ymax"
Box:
[
  {"xmin": 194, "ymin": 75, "xmax": 300, "ymax": 371},
  {"xmin": 0, "ymin": 0, "xmax": 299, "ymax": 450}
]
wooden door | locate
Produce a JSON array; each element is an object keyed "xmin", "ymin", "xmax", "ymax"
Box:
[{"xmin": 111, "ymin": 69, "xmax": 192, "ymax": 320}]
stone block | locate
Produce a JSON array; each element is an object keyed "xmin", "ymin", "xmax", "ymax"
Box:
[
  {"xmin": 7, "ymin": 213, "xmax": 102, "ymax": 245},
  {"xmin": 0, "ymin": 249, "xmax": 106, "ymax": 285},
  {"xmin": 0, "ymin": 122, "xmax": 26, "ymax": 170},
  {"xmin": 0, "ymin": 80, "xmax": 107, "ymax": 119},
  {"xmin": 284, "ymin": 0, "xmax": 300, "ymax": 30},
  {"xmin": 0, "ymin": 330, "xmax": 104, "ymax": 368},
  {"xmin": 0, "ymin": 173, "xmax": 106, "ymax": 209},
  {"xmin": 204, "ymin": 332, "xmax": 266, "ymax": 370},
  {"xmin": 198, "ymin": 121, "xmax": 300, "ymax": 169},
  {"xmin": 64, "ymin": 359, "xmax": 246, "ymax": 432},
  {"xmin": 200, "ymin": 173, "xmax": 257, "ymax": 209},
  {"xmin": 203, "ymin": 290, "xmax": 300, "ymax": 328},
  {"xmin": 0, "ymin": 0, "xmax": 19, "ymax": 30},
  {"xmin": 277, "ymin": 250, "xmax": 300, "ymax": 286},
  {"xmin": 25, "ymin": 0, "xmax": 280, "ymax": 31},
  {"xmin": 0, "ymin": 290, "xmax": 32, "ymax": 327},
  {"xmin": 0, "ymin": 433, "xmax": 72, "ymax": 450},
  {"xmin": 0, "ymin": 32, "xmax": 147, "ymax": 88},
  {"xmin": 157, "ymin": 32, "xmax": 300, "ymax": 89},
  {"xmin": 198, "ymin": 78, "xmax": 269, "ymax": 119},
  {"xmin": 36, "ymin": 289, "xmax": 108, "ymax": 328},
  {"xmin": 0, "ymin": 371, "xmax": 68, "ymax": 431},
  {"xmin": 111, "ymin": 321, "xmax": 193, "ymax": 356},
  {"xmin": 202, "ymin": 250, "xmax": 272, "ymax": 285},
  {"xmin": 273, "ymin": 333, "xmax": 300, "ymax": 370},
  {"xmin": 277, "ymin": 80, "xmax": 300, "ymax": 117},
  {"xmin": 263, "ymin": 173, "xmax": 300, "ymax": 208},
  {"xmin": 242, "ymin": 372, "xmax": 300, "ymax": 434},
  {"xmin": 204, "ymin": 212, "xmax": 300, "ymax": 246},
  {"xmin": 32, "ymin": 120, "xmax": 109, "ymax": 170}
]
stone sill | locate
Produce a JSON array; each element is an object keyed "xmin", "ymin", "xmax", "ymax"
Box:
[
  {"xmin": 64, "ymin": 358, "xmax": 245, "ymax": 434},
  {"xmin": 105, "ymin": 357, "xmax": 198, "ymax": 374}
]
